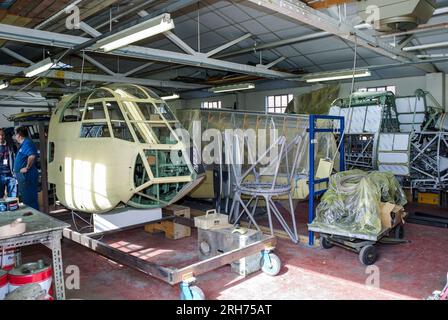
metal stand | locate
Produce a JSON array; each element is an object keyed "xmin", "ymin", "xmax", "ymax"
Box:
[
  {"xmin": 0, "ymin": 207, "xmax": 69, "ymax": 300},
  {"xmin": 308, "ymin": 114, "xmax": 345, "ymax": 246}
]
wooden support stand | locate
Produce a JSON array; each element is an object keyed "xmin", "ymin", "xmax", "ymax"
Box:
[{"xmin": 144, "ymin": 205, "xmax": 191, "ymax": 239}]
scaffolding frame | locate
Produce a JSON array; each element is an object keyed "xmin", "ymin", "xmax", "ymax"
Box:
[{"xmin": 308, "ymin": 114, "xmax": 345, "ymax": 246}]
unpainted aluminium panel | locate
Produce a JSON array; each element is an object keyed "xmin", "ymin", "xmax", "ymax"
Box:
[
  {"xmin": 364, "ymin": 105, "xmax": 382, "ymax": 133},
  {"xmin": 378, "ymin": 152, "xmax": 409, "ymax": 163},
  {"xmin": 348, "ymin": 106, "xmax": 366, "ymax": 134},
  {"xmin": 379, "ymin": 164, "xmax": 410, "ymax": 176},
  {"xmin": 398, "ymin": 113, "xmax": 425, "ymax": 124},
  {"xmin": 395, "ymin": 97, "xmax": 425, "ymax": 113},
  {"xmin": 400, "ymin": 124, "xmax": 422, "ymax": 133}
]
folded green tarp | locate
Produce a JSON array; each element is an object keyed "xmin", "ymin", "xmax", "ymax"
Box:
[{"xmin": 309, "ymin": 170, "xmax": 407, "ymax": 236}]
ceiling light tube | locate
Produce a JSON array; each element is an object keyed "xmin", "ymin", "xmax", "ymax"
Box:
[
  {"xmin": 23, "ymin": 57, "xmax": 55, "ymax": 78},
  {"xmin": 161, "ymin": 93, "xmax": 180, "ymax": 101},
  {"xmin": 0, "ymin": 81, "xmax": 8, "ymax": 90},
  {"xmin": 304, "ymin": 69, "xmax": 371, "ymax": 83},
  {"xmin": 93, "ymin": 13, "xmax": 175, "ymax": 52},
  {"xmin": 210, "ymin": 83, "xmax": 255, "ymax": 93}
]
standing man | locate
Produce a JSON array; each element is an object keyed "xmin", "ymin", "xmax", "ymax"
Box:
[
  {"xmin": 0, "ymin": 129, "xmax": 17, "ymax": 198},
  {"xmin": 13, "ymin": 126, "xmax": 39, "ymax": 210}
]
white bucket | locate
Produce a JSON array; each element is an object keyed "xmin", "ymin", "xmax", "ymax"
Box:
[{"xmin": 1, "ymin": 248, "xmax": 19, "ymax": 271}]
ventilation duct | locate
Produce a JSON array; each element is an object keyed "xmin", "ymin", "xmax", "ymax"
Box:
[{"xmin": 357, "ymin": 0, "xmax": 436, "ymax": 32}]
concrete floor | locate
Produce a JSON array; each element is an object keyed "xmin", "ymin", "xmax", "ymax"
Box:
[{"xmin": 20, "ymin": 201, "xmax": 448, "ymax": 300}]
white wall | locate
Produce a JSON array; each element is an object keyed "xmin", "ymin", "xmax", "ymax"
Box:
[
  {"xmin": 445, "ymin": 73, "xmax": 448, "ymax": 112},
  {"xmin": 180, "ymin": 74, "xmax": 446, "ymax": 113}
]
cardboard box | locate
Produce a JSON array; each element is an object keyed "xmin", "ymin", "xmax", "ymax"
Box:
[{"xmin": 380, "ymin": 202, "xmax": 405, "ymax": 229}]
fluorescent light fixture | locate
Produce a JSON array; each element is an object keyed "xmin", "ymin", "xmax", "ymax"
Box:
[
  {"xmin": 93, "ymin": 13, "xmax": 175, "ymax": 52},
  {"xmin": 0, "ymin": 81, "xmax": 8, "ymax": 90},
  {"xmin": 161, "ymin": 93, "xmax": 180, "ymax": 101},
  {"xmin": 210, "ymin": 83, "xmax": 255, "ymax": 94},
  {"xmin": 23, "ymin": 57, "xmax": 55, "ymax": 78},
  {"xmin": 303, "ymin": 69, "xmax": 371, "ymax": 83}
]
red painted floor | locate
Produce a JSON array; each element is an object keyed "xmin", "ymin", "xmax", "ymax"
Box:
[{"xmin": 19, "ymin": 201, "xmax": 448, "ymax": 300}]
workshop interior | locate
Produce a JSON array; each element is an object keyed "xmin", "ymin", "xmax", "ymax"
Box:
[{"xmin": 0, "ymin": 0, "xmax": 447, "ymax": 301}]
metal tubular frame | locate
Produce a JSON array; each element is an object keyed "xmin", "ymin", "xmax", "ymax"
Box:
[
  {"xmin": 410, "ymin": 131, "xmax": 448, "ymax": 191},
  {"xmin": 228, "ymin": 133, "xmax": 304, "ymax": 243},
  {"xmin": 308, "ymin": 114, "xmax": 345, "ymax": 246},
  {"xmin": 63, "ymin": 214, "xmax": 276, "ymax": 287}
]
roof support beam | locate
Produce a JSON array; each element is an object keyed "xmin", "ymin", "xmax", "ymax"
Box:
[
  {"xmin": 0, "ymin": 23, "xmax": 296, "ymax": 79},
  {"xmin": 123, "ymin": 62, "xmax": 155, "ymax": 77},
  {"xmin": 80, "ymin": 53, "xmax": 117, "ymax": 76},
  {"xmin": 0, "ymin": 47, "xmax": 33, "ymax": 64},
  {"xmin": 206, "ymin": 33, "xmax": 252, "ymax": 57},
  {"xmin": 247, "ymin": 0, "xmax": 436, "ymax": 73},
  {"xmin": 257, "ymin": 57, "xmax": 286, "ymax": 69},
  {"xmin": 164, "ymin": 31, "xmax": 198, "ymax": 56},
  {"xmin": 79, "ymin": 21, "xmax": 102, "ymax": 37},
  {"xmin": 0, "ymin": 64, "xmax": 207, "ymax": 89}
]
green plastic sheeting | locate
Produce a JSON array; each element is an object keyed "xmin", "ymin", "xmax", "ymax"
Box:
[{"xmin": 309, "ymin": 170, "xmax": 407, "ymax": 236}]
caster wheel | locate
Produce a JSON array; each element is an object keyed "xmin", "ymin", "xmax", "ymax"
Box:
[
  {"xmin": 359, "ymin": 245, "xmax": 377, "ymax": 266},
  {"xmin": 180, "ymin": 285, "xmax": 205, "ymax": 300},
  {"xmin": 394, "ymin": 224, "xmax": 404, "ymax": 239},
  {"xmin": 261, "ymin": 253, "xmax": 281, "ymax": 276},
  {"xmin": 319, "ymin": 236, "xmax": 334, "ymax": 249}
]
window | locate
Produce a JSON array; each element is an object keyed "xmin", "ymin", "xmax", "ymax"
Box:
[
  {"xmin": 266, "ymin": 94, "xmax": 293, "ymax": 113},
  {"xmin": 59, "ymin": 93, "xmax": 89, "ymax": 122},
  {"xmin": 201, "ymin": 101, "xmax": 222, "ymax": 109},
  {"xmin": 49, "ymin": 142, "xmax": 55, "ymax": 163},
  {"xmin": 358, "ymin": 86, "xmax": 396, "ymax": 94},
  {"xmin": 105, "ymin": 101, "xmax": 134, "ymax": 142},
  {"xmin": 80, "ymin": 123, "xmax": 111, "ymax": 138},
  {"xmin": 83, "ymin": 103, "xmax": 106, "ymax": 120}
]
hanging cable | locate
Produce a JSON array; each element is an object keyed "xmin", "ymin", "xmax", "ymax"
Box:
[{"xmin": 332, "ymin": 35, "xmax": 359, "ymax": 165}]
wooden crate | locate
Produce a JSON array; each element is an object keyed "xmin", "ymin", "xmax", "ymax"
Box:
[{"xmin": 144, "ymin": 205, "xmax": 191, "ymax": 239}]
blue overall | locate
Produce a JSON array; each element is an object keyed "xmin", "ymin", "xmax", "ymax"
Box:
[
  {"xmin": 14, "ymin": 138, "xmax": 39, "ymax": 210},
  {"xmin": 0, "ymin": 143, "xmax": 17, "ymax": 198}
]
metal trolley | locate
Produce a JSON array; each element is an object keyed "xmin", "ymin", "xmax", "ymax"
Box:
[
  {"xmin": 63, "ymin": 212, "xmax": 280, "ymax": 300},
  {"xmin": 308, "ymin": 221, "xmax": 406, "ymax": 266}
]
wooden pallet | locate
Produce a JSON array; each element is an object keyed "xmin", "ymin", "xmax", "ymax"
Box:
[{"xmin": 144, "ymin": 205, "xmax": 191, "ymax": 239}]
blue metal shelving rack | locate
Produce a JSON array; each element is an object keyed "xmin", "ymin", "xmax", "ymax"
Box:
[{"xmin": 308, "ymin": 114, "xmax": 345, "ymax": 246}]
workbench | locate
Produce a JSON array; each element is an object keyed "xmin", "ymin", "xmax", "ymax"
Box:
[{"xmin": 0, "ymin": 206, "xmax": 69, "ymax": 300}]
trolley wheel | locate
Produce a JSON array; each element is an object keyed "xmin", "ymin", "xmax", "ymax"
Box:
[
  {"xmin": 261, "ymin": 253, "xmax": 281, "ymax": 276},
  {"xmin": 393, "ymin": 224, "xmax": 404, "ymax": 239},
  {"xmin": 319, "ymin": 236, "xmax": 334, "ymax": 249},
  {"xmin": 359, "ymin": 245, "xmax": 377, "ymax": 266},
  {"xmin": 180, "ymin": 285, "xmax": 205, "ymax": 300}
]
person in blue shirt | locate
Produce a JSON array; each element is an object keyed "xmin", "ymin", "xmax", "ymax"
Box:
[
  {"xmin": 0, "ymin": 128, "xmax": 17, "ymax": 198},
  {"xmin": 13, "ymin": 126, "xmax": 39, "ymax": 210}
]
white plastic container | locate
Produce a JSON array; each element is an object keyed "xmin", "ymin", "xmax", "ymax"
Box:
[{"xmin": 1, "ymin": 248, "xmax": 19, "ymax": 271}]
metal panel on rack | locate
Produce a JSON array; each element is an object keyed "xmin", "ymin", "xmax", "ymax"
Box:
[
  {"xmin": 377, "ymin": 133, "xmax": 411, "ymax": 176},
  {"xmin": 364, "ymin": 106, "xmax": 383, "ymax": 133}
]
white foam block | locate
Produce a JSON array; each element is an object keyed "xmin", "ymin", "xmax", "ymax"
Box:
[{"xmin": 93, "ymin": 207, "xmax": 162, "ymax": 233}]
